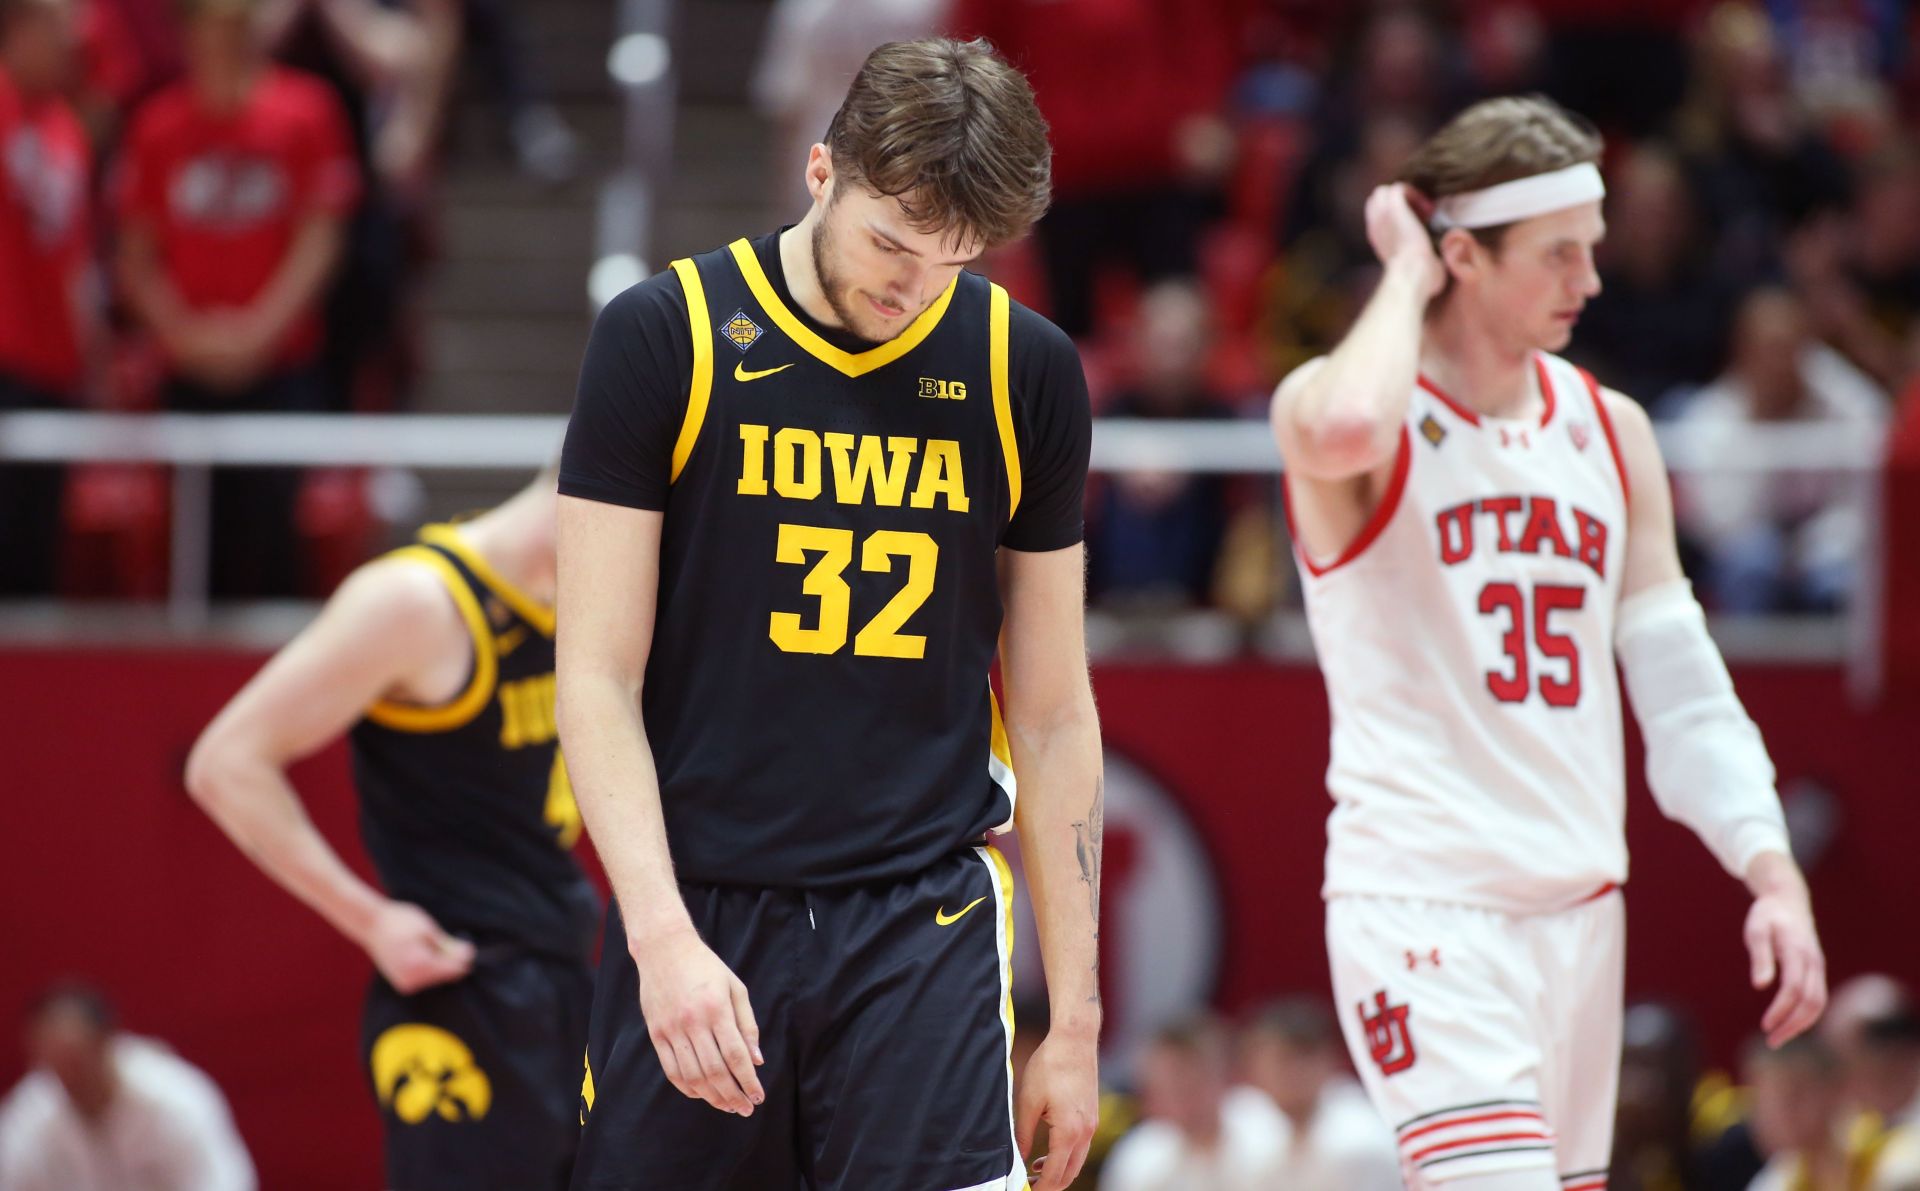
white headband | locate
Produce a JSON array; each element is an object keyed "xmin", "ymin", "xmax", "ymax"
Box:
[{"xmin": 1429, "ymin": 162, "xmax": 1605, "ymax": 231}]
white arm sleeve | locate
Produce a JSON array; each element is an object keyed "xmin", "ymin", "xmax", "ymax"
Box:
[{"xmin": 1615, "ymin": 580, "xmax": 1790, "ymax": 879}]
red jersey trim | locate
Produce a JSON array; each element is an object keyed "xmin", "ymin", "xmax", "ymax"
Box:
[
  {"xmin": 1285, "ymin": 424, "xmax": 1412, "ymax": 579},
  {"xmin": 1575, "ymin": 881, "xmax": 1621, "ymax": 906},
  {"xmin": 1418, "ymin": 360, "xmax": 1557, "ymax": 429},
  {"xmin": 1579, "ymin": 366, "xmax": 1631, "ymax": 504},
  {"xmin": 1417, "ymin": 374, "xmax": 1479, "ymax": 425},
  {"xmin": 1531, "ymin": 353, "xmax": 1559, "ymax": 429}
]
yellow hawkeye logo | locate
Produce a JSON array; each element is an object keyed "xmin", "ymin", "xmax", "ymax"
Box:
[
  {"xmin": 370, "ymin": 1024, "xmax": 492, "ymax": 1125},
  {"xmin": 935, "ymin": 896, "xmax": 989, "ymax": 926},
  {"xmin": 736, "ymin": 361, "xmax": 796, "ymax": 383}
]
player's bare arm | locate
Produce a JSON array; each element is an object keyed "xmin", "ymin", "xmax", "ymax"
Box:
[
  {"xmin": 1605, "ymin": 386, "xmax": 1827, "ymax": 1047},
  {"xmin": 1271, "ymin": 183, "xmax": 1445, "ymax": 560},
  {"xmin": 999, "ymin": 543, "xmax": 1102, "ymax": 1191},
  {"xmin": 185, "ymin": 557, "xmax": 479, "ymax": 994},
  {"xmin": 553, "ymin": 495, "xmax": 765, "ymax": 1119}
]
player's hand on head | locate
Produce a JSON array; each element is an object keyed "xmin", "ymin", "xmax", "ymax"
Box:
[
  {"xmin": 1745, "ymin": 885, "xmax": 1828, "ymax": 1048},
  {"xmin": 633, "ymin": 928, "xmax": 765, "ymax": 1117},
  {"xmin": 1365, "ymin": 183, "xmax": 1446, "ymax": 298},
  {"xmin": 365, "ymin": 901, "xmax": 476, "ymax": 994},
  {"xmin": 1016, "ymin": 1031, "xmax": 1099, "ymax": 1191}
]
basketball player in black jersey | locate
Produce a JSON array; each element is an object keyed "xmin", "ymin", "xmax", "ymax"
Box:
[
  {"xmin": 557, "ymin": 37, "xmax": 1101, "ymax": 1191},
  {"xmin": 185, "ymin": 471, "xmax": 597, "ymax": 1191}
]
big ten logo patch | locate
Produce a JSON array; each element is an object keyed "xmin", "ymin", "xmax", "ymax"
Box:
[
  {"xmin": 1358, "ymin": 989, "xmax": 1417, "ymax": 1076},
  {"xmin": 1005, "ymin": 751, "xmax": 1222, "ymax": 1082},
  {"xmin": 370, "ymin": 1024, "xmax": 493, "ymax": 1124},
  {"xmin": 918, "ymin": 377, "xmax": 967, "ymax": 401}
]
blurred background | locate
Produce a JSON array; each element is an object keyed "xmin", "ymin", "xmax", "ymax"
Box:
[{"xmin": 2, "ymin": 0, "xmax": 1920, "ymax": 1187}]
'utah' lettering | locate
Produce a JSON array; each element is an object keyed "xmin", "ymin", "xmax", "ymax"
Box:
[{"xmin": 1434, "ymin": 494, "xmax": 1609, "ymax": 578}]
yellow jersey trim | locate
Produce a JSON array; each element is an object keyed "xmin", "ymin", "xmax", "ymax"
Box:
[
  {"xmin": 726, "ymin": 238, "xmax": 957, "ymax": 378},
  {"xmin": 989, "ymin": 686, "xmax": 1013, "ymax": 773},
  {"xmin": 364, "ymin": 545, "xmax": 498, "ymax": 733},
  {"xmin": 988, "ymin": 283, "xmax": 1021, "ymax": 520},
  {"xmin": 418, "ymin": 523, "xmax": 555, "ymax": 637},
  {"xmin": 670, "ymin": 257, "xmax": 713, "ymax": 483},
  {"xmin": 986, "ymin": 840, "xmax": 1019, "ymax": 1191}
]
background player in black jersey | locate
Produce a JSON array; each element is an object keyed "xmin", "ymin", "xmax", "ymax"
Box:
[
  {"xmin": 557, "ymin": 37, "xmax": 1101, "ymax": 1191},
  {"xmin": 185, "ymin": 470, "xmax": 597, "ymax": 1191}
]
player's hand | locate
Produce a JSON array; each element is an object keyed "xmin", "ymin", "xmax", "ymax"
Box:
[
  {"xmin": 1746, "ymin": 880, "xmax": 1827, "ymax": 1048},
  {"xmin": 632, "ymin": 928, "xmax": 764, "ymax": 1116},
  {"xmin": 1364, "ymin": 183, "xmax": 1446, "ymax": 299},
  {"xmin": 1017, "ymin": 1031, "xmax": 1098, "ymax": 1191},
  {"xmin": 364, "ymin": 900, "xmax": 476, "ymax": 994}
]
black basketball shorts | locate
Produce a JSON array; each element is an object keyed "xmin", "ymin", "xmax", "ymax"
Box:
[
  {"xmin": 573, "ymin": 846, "xmax": 1023, "ymax": 1191},
  {"xmin": 362, "ymin": 949, "xmax": 593, "ymax": 1191}
]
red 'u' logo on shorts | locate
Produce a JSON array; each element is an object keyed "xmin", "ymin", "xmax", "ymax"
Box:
[{"xmin": 1359, "ymin": 989, "xmax": 1417, "ymax": 1076}]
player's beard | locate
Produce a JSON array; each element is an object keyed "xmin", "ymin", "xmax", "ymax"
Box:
[{"xmin": 811, "ymin": 214, "xmax": 889, "ymax": 344}]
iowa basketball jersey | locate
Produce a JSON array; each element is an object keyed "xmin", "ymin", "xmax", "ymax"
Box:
[
  {"xmin": 349, "ymin": 524, "xmax": 599, "ymax": 959},
  {"xmin": 1294, "ymin": 353, "xmax": 1631, "ymax": 913},
  {"xmin": 561, "ymin": 231, "xmax": 1089, "ymax": 888}
]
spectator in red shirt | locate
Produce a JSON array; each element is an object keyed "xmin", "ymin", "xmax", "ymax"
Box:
[
  {"xmin": 0, "ymin": 0, "xmax": 95, "ymax": 595},
  {"xmin": 947, "ymin": 0, "xmax": 1246, "ymax": 337},
  {"xmin": 116, "ymin": 0, "xmax": 359, "ymax": 598}
]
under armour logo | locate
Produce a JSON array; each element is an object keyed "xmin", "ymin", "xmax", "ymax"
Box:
[
  {"xmin": 1358, "ymin": 989, "xmax": 1417, "ymax": 1076},
  {"xmin": 1498, "ymin": 427, "xmax": 1533, "ymax": 449},
  {"xmin": 1405, "ymin": 948, "xmax": 1442, "ymax": 971}
]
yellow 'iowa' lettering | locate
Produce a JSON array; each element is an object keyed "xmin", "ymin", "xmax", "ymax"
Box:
[
  {"xmin": 498, "ymin": 673, "xmax": 557, "ymax": 750},
  {"xmin": 737, "ymin": 424, "xmax": 969, "ymax": 512},
  {"xmin": 370, "ymin": 1024, "xmax": 492, "ymax": 1125},
  {"xmin": 918, "ymin": 377, "xmax": 966, "ymax": 401}
]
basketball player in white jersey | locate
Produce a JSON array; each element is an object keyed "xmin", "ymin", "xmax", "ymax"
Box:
[{"xmin": 1269, "ymin": 96, "xmax": 1828, "ymax": 1191}]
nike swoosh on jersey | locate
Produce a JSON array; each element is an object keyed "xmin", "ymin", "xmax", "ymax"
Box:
[
  {"xmin": 735, "ymin": 361, "xmax": 796, "ymax": 382},
  {"xmin": 935, "ymin": 896, "xmax": 989, "ymax": 926}
]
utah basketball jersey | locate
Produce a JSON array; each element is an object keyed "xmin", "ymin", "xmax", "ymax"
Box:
[{"xmin": 1294, "ymin": 352, "xmax": 1631, "ymax": 912}]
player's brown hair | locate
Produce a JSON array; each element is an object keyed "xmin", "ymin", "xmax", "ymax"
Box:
[
  {"xmin": 824, "ymin": 38, "xmax": 1052, "ymax": 249},
  {"xmin": 1397, "ymin": 95, "xmax": 1602, "ymax": 252}
]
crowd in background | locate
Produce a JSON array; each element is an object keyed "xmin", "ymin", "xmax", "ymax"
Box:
[
  {"xmin": 0, "ymin": 0, "xmax": 571, "ymax": 599},
  {"xmin": 5, "ymin": 0, "xmax": 1916, "ymax": 613},
  {"xmin": 757, "ymin": 0, "xmax": 1920, "ymax": 620},
  {"xmin": 988, "ymin": 975, "xmax": 1920, "ymax": 1191}
]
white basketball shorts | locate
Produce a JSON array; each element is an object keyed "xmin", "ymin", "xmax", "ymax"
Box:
[{"xmin": 1326, "ymin": 889, "xmax": 1624, "ymax": 1190}]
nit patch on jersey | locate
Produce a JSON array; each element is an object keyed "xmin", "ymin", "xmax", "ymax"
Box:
[
  {"xmin": 722, "ymin": 309, "xmax": 764, "ymax": 352},
  {"xmin": 1421, "ymin": 414, "xmax": 1447, "ymax": 447}
]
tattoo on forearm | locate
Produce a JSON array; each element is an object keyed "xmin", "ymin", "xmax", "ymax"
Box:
[{"xmin": 1071, "ymin": 775, "xmax": 1105, "ymax": 1003}]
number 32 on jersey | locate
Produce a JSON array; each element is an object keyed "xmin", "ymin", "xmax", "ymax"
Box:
[{"xmin": 769, "ymin": 524, "xmax": 937, "ymax": 660}]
